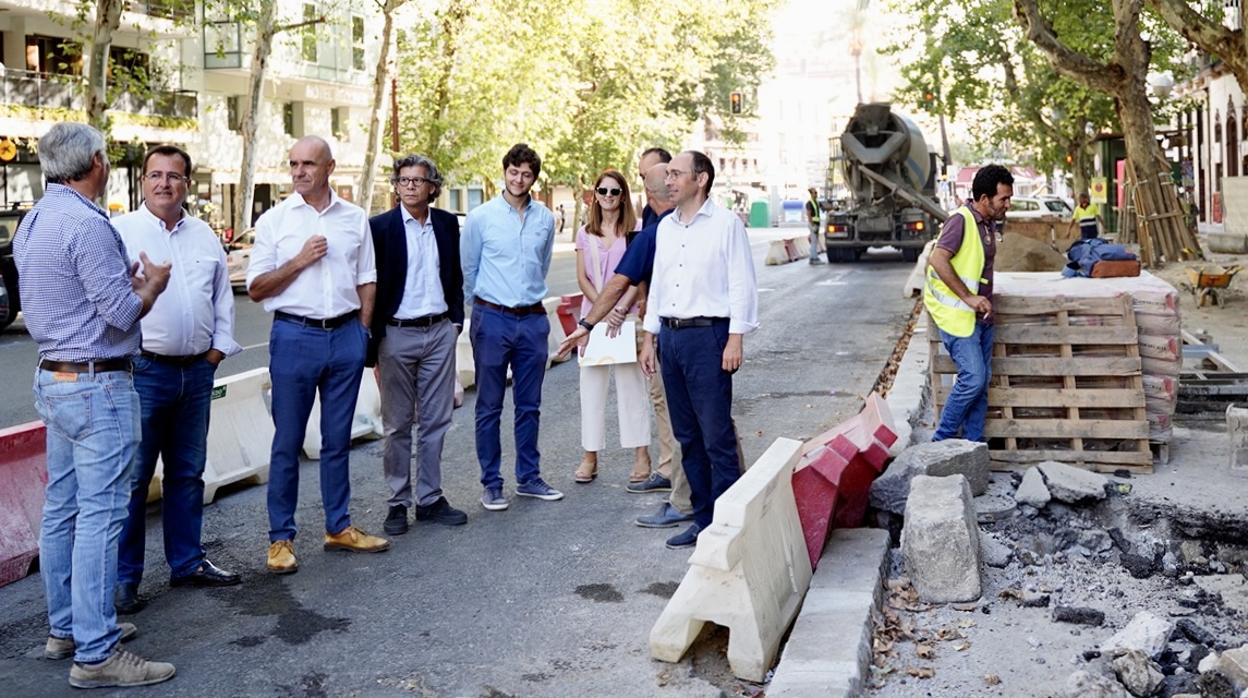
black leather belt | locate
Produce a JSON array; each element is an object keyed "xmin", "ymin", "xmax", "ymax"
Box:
[
  {"xmin": 388, "ymin": 313, "xmax": 448, "ymax": 328},
  {"xmin": 141, "ymin": 351, "xmax": 209, "ymax": 366},
  {"xmin": 39, "ymin": 358, "xmax": 132, "ymax": 373},
  {"xmin": 474, "ymin": 298, "xmax": 545, "ymax": 316},
  {"xmin": 660, "ymin": 316, "xmax": 725, "ymax": 330},
  {"xmin": 275, "ymin": 310, "xmax": 359, "ymax": 329}
]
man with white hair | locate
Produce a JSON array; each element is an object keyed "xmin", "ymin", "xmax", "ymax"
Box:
[
  {"xmin": 246, "ymin": 136, "xmax": 388, "ymax": 575},
  {"xmin": 13, "ymin": 122, "xmax": 176, "ymax": 688}
]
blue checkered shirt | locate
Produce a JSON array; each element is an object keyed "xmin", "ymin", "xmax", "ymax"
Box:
[{"xmin": 12, "ymin": 184, "xmax": 143, "ymax": 361}]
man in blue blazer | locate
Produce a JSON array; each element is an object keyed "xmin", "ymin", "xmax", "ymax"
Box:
[{"xmin": 368, "ymin": 155, "xmax": 467, "ymax": 534}]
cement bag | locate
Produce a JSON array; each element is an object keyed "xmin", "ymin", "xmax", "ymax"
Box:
[
  {"xmin": 1135, "ymin": 313, "xmax": 1181, "ymax": 335},
  {"xmin": 1142, "ymin": 355, "xmax": 1182, "ymax": 377},
  {"xmin": 1142, "ymin": 375, "xmax": 1178, "ymax": 402},
  {"xmin": 1146, "ymin": 395, "xmax": 1178, "ymax": 416},
  {"xmin": 1138, "ymin": 334, "xmax": 1181, "ymax": 362}
]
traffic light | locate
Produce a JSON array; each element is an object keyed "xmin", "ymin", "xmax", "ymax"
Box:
[{"xmin": 729, "ymin": 91, "xmax": 743, "ymax": 115}]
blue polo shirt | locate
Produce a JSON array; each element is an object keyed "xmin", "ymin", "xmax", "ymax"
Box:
[{"xmin": 614, "ymin": 208, "xmax": 672, "ymax": 285}]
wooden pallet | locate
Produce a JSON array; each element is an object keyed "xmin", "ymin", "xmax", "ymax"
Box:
[{"xmin": 930, "ymin": 294, "xmax": 1153, "ymax": 473}]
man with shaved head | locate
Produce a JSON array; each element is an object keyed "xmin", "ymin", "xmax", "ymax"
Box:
[{"xmin": 246, "ymin": 135, "xmax": 389, "ymax": 575}]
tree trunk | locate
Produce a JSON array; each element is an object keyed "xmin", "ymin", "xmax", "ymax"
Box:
[
  {"xmin": 359, "ymin": 0, "xmax": 403, "ymax": 214},
  {"xmin": 85, "ymin": 0, "xmax": 124, "ymax": 132},
  {"xmin": 233, "ymin": 0, "xmax": 278, "ymax": 238}
]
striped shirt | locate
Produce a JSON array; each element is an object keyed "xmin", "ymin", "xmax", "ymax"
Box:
[{"xmin": 12, "ymin": 184, "xmax": 143, "ymax": 361}]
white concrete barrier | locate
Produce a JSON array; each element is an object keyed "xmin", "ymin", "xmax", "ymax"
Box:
[
  {"xmin": 766, "ymin": 239, "xmax": 794, "ymax": 265},
  {"xmin": 203, "ymin": 368, "xmax": 275, "ymax": 504},
  {"xmin": 649, "ymin": 437, "xmax": 811, "ymax": 681},
  {"xmin": 302, "ymin": 369, "xmax": 385, "ymax": 460},
  {"xmin": 792, "ymin": 235, "xmax": 811, "ymax": 258},
  {"xmin": 543, "ymin": 296, "xmax": 571, "ymax": 367},
  {"xmin": 456, "ymin": 319, "xmax": 476, "ymax": 389}
]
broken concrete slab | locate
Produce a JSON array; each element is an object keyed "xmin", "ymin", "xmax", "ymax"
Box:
[
  {"xmin": 902, "ymin": 474, "xmax": 981, "ymax": 603},
  {"xmin": 1215, "ymin": 647, "xmax": 1248, "ymax": 691},
  {"xmin": 1101, "ymin": 611, "xmax": 1175, "ymax": 659},
  {"xmin": 1065, "ymin": 669, "xmax": 1132, "ymax": 698},
  {"xmin": 1038, "ymin": 460, "xmax": 1109, "ymax": 503},
  {"xmin": 869, "ymin": 439, "xmax": 989, "ymax": 515},
  {"xmin": 1015, "ymin": 466, "xmax": 1052, "ymax": 507},
  {"xmin": 767, "ymin": 528, "xmax": 890, "ymax": 698},
  {"xmin": 980, "ymin": 532, "xmax": 1013, "ymax": 568},
  {"xmin": 1112, "ymin": 649, "xmax": 1164, "ymax": 697},
  {"xmin": 1176, "ymin": 618, "xmax": 1217, "ymax": 647}
]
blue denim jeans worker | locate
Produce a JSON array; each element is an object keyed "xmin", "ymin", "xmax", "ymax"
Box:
[
  {"xmin": 118, "ymin": 356, "xmax": 216, "ymax": 585},
  {"xmin": 658, "ymin": 320, "xmax": 742, "ymax": 530},
  {"xmin": 267, "ymin": 318, "xmax": 367, "ymax": 542},
  {"xmin": 470, "ymin": 304, "xmax": 549, "ymax": 490},
  {"xmin": 933, "ymin": 321, "xmax": 995, "ymax": 442},
  {"xmin": 34, "ymin": 367, "xmax": 141, "ymax": 664}
]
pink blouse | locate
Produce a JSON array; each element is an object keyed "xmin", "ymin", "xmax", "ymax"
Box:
[{"xmin": 575, "ymin": 224, "xmax": 640, "ymax": 317}]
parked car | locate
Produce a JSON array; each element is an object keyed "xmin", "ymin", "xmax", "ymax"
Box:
[
  {"xmin": 226, "ymin": 228, "xmax": 255, "ymax": 293},
  {"xmin": 0, "ymin": 210, "xmax": 27, "ymax": 331},
  {"xmin": 1006, "ymin": 196, "xmax": 1072, "ymax": 220}
]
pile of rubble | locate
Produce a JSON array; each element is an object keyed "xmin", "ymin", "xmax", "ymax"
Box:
[{"xmin": 864, "ymin": 439, "xmax": 1248, "ymax": 696}]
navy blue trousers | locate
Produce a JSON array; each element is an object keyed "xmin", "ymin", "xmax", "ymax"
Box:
[
  {"xmin": 470, "ymin": 304, "xmax": 550, "ymax": 490},
  {"xmin": 267, "ymin": 318, "xmax": 367, "ymax": 541},
  {"xmin": 658, "ymin": 319, "xmax": 741, "ymax": 529}
]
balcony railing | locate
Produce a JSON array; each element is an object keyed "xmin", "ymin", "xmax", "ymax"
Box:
[
  {"xmin": 0, "ymin": 69, "xmax": 198, "ymax": 120},
  {"xmin": 127, "ymin": 0, "xmax": 195, "ymax": 22}
]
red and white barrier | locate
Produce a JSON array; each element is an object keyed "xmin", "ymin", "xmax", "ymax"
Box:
[{"xmin": 0, "ymin": 421, "xmax": 47, "ymax": 587}]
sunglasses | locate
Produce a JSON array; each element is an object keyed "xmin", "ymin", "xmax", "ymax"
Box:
[{"xmin": 595, "ymin": 187, "xmax": 622, "ymax": 196}]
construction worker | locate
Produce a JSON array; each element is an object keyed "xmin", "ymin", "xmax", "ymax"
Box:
[
  {"xmin": 804, "ymin": 187, "xmax": 825, "ymax": 265},
  {"xmin": 925, "ymin": 164, "xmax": 1013, "ymax": 442},
  {"xmin": 1068, "ymin": 192, "xmax": 1102, "ymax": 240}
]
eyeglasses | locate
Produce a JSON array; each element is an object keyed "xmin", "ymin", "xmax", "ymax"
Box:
[
  {"xmin": 595, "ymin": 187, "xmax": 622, "ymax": 196},
  {"xmin": 664, "ymin": 169, "xmax": 686, "ymax": 180},
  {"xmin": 394, "ymin": 176, "xmax": 431, "ymax": 187},
  {"xmin": 144, "ymin": 172, "xmax": 188, "ymax": 184}
]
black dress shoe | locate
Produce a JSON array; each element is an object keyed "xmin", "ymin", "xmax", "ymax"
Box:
[
  {"xmin": 170, "ymin": 559, "xmax": 242, "ymax": 588},
  {"xmin": 114, "ymin": 582, "xmax": 146, "ymax": 615},
  {"xmin": 415, "ymin": 497, "xmax": 468, "ymax": 526},
  {"xmin": 384, "ymin": 504, "xmax": 409, "ymax": 535}
]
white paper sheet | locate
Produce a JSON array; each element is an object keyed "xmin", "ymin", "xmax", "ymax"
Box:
[{"xmin": 579, "ymin": 321, "xmax": 637, "ymax": 366}]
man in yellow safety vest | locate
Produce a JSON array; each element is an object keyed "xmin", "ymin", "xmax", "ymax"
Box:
[{"xmin": 924, "ymin": 164, "xmax": 1014, "ymax": 442}]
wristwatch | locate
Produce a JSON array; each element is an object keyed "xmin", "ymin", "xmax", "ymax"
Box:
[{"xmin": 578, "ymin": 319, "xmax": 594, "ymax": 332}]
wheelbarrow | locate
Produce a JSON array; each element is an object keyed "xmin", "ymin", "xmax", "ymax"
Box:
[{"xmin": 1186, "ymin": 264, "xmax": 1243, "ymax": 307}]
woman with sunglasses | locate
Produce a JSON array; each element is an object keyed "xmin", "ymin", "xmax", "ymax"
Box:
[{"xmin": 573, "ymin": 169, "xmax": 652, "ymax": 484}]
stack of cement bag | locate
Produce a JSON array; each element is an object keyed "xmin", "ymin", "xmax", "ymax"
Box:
[{"xmin": 995, "ymin": 272, "xmax": 1181, "ymax": 445}]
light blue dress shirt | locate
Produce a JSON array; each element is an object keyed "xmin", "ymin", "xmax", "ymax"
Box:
[{"xmin": 460, "ymin": 195, "xmax": 555, "ymax": 308}]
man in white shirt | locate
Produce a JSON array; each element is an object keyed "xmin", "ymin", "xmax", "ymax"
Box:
[
  {"xmin": 113, "ymin": 145, "xmax": 242, "ymax": 615},
  {"xmin": 245, "ymin": 136, "xmax": 389, "ymax": 574},
  {"xmin": 639, "ymin": 150, "xmax": 758, "ymax": 550}
]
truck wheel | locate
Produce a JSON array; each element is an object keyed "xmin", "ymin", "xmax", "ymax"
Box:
[
  {"xmin": 902, "ymin": 247, "xmax": 921, "ymax": 263},
  {"xmin": 0, "ymin": 273, "xmax": 16, "ymax": 331}
]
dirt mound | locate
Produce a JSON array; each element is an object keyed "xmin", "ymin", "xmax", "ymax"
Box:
[{"xmin": 997, "ymin": 233, "xmax": 1068, "ymax": 272}]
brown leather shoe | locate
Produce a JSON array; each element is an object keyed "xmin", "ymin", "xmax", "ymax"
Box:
[
  {"xmin": 323, "ymin": 526, "xmax": 390, "ymax": 553},
  {"xmin": 266, "ymin": 540, "xmax": 298, "ymax": 574}
]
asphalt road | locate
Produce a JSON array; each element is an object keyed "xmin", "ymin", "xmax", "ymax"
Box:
[{"xmin": 0, "ymin": 233, "xmax": 916, "ymax": 697}]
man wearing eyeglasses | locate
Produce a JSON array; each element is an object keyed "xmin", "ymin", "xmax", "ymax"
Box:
[
  {"xmin": 112, "ymin": 145, "xmax": 242, "ymax": 614},
  {"xmin": 639, "ymin": 151, "xmax": 758, "ymax": 549},
  {"xmin": 368, "ymin": 155, "xmax": 467, "ymax": 535}
]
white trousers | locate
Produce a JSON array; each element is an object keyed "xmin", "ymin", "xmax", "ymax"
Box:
[{"xmin": 579, "ymin": 361, "xmax": 651, "ymax": 452}]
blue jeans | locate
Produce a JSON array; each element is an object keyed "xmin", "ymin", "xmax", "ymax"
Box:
[
  {"xmin": 118, "ymin": 356, "xmax": 215, "ymax": 584},
  {"xmin": 658, "ymin": 320, "xmax": 742, "ymax": 529},
  {"xmin": 470, "ymin": 305, "xmax": 549, "ymax": 490},
  {"xmin": 33, "ymin": 367, "xmax": 140, "ymax": 664},
  {"xmin": 267, "ymin": 318, "xmax": 367, "ymax": 541},
  {"xmin": 933, "ymin": 322, "xmax": 994, "ymax": 442}
]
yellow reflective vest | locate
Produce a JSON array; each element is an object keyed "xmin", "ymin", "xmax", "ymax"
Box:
[{"xmin": 924, "ymin": 206, "xmax": 987, "ymax": 338}]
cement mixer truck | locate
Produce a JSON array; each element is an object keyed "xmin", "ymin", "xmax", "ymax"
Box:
[{"xmin": 824, "ymin": 103, "xmax": 947, "ymax": 263}]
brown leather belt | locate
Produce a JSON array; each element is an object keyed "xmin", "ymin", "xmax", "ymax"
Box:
[
  {"xmin": 39, "ymin": 358, "xmax": 132, "ymax": 373},
  {"xmin": 141, "ymin": 351, "xmax": 210, "ymax": 366},
  {"xmin": 474, "ymin": 298, "xmax": 545, "ymax": 316},
  {"xmin": 275, "ymin": 310, "xmax": 359, "ymax": 329}
]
